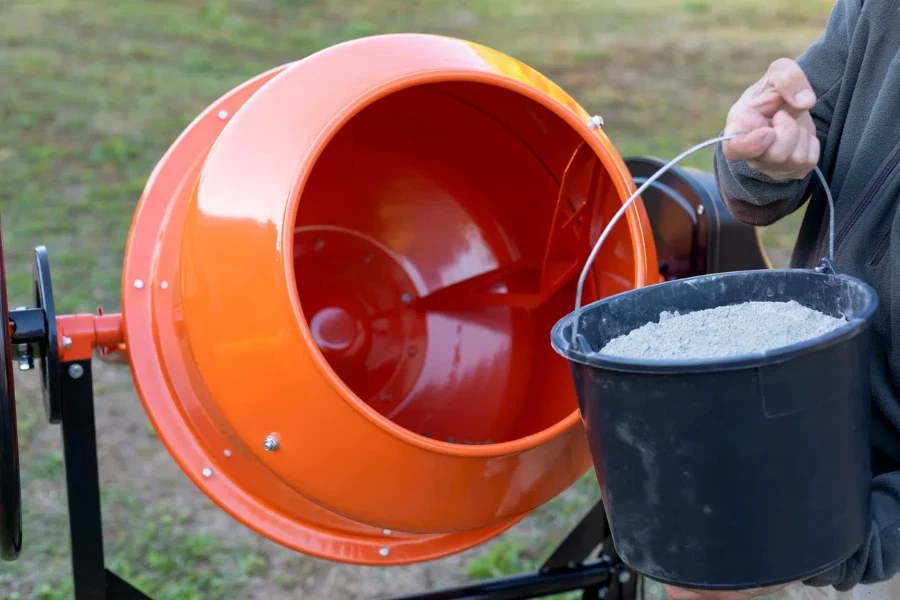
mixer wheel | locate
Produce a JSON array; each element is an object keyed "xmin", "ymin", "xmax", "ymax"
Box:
[
  {"xmin": 33, "ymin": 246, "xmax": 60, "ymax": 424},
  {"xmin": 0, "ymin": 222, "xmax": 22, "ymax": 561}
]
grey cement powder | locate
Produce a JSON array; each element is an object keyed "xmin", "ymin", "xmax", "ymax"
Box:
[{"xmin": 598, "ymin": 300, "xmax": 847, "ymax": 361}]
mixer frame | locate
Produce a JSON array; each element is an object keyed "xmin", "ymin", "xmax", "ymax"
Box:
[
  {"xmin": 1, "ymin": 241, "xmax": 638, "ymax": 600},
  {"xmin": 63, "ymin": 360, "xmax": 638, "ymax": 599},
  {"xmin": 48, "ymin": 356, "xmax": 639, "ymax": 600}
]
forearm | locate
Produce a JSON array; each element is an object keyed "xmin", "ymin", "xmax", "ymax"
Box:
[{"xmin": 804, "ymin": 470, "xmax": 900, "ymax": 591}]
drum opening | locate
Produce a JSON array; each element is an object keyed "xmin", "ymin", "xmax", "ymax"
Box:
[{"xmin": 293, "ymin": 79, "xmax": 640, "ymax": 445}]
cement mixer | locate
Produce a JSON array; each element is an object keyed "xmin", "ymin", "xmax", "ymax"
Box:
[{"xmin": 0, "ymin": 34, "xmax": 770, "ymax": 599}]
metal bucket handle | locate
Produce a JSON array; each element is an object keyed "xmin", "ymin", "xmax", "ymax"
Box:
[{"xmin": 570, "ymin": 134, "xmax": 836, "ymax": 351}]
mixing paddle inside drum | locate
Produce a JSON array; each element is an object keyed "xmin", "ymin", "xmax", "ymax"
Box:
[{"xmin": 551, "ymin": 135, "xmax": 879, "ymax": 590}]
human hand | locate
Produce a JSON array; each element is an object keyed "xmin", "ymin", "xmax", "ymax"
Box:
[
  {"xmin": 662, "ymin": 582, "xmax": 789, "ymax": 600},
  {"xmin": 721, "ymin": 58, "xmax": 820, "ymax": 180}
]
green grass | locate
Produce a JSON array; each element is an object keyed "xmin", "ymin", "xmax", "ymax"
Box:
[
  {"xmin": 0, "ymin": 0, "xmax": 827, "ymax": 310},
  {"xmin": 108, "ymin": 513, "xmax": 268, "ymax": 600},
  {"xmin": 0, "ymin": 0, "xmax": 833, "ymax": 597},
  {"xmin": 466, "ymin": 541, "xmax": 580, "ymax": 600}
]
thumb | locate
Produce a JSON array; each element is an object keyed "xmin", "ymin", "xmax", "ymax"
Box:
[{"xmin": 766, "ymin": 58, "xmax": 816, "ymax": 111}]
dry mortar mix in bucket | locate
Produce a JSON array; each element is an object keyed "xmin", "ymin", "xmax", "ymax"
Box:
[{"xmin": 551, "ymin": 135, "xmax": 879, "ymax": 590}]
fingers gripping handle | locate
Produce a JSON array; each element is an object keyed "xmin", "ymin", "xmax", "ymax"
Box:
[{"xmin": 569, "ymin": 135, "xmax": 835, "ymax": 351}]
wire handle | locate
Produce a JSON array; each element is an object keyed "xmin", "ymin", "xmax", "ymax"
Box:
[{"xmin": 569, "ymin": 134, "xmax": 835, "ymax": 350}]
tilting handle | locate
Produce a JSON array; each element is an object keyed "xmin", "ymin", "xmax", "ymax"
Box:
[{"xmin": 570, "ymin": 135, "xmax": 836, "ymax": 350}]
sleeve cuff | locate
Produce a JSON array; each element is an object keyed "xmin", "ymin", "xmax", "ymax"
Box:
[{"xmin": 725, "ymin": 156, "xmax": 799, "ymax": 185}]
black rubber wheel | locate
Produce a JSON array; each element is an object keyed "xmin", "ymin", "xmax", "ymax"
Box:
[
  {"xmin": 33, "ymin": 246, "xmax": 60, "ymax": 425},
  {"xmin": 0, "ymin": 224, "xmax": 22, "ymax": 561}
]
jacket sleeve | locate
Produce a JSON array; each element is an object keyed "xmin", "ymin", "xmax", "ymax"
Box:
[
  {"xmin": 804, "ymin": 471, "xmax": 900, "ymax": 591},
  {"xmin": 712, "ymin": 0, "xmax": 858, "ymax": 226}
]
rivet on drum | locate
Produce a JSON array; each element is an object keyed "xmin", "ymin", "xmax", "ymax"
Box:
[
  {"xmin": 263, "ymin": 435, "xmax": 279, "ymax": 452},
  {"xmin": 379, "ymin": 547, "xmax": 390, "ymax": 557},
  {"xmin": 217, "ymin": 109, "xmax": 229, "ymax": 120},
  {"xmin": 202, "ymin": 468, "xmax": 213, "ymax": 478}
]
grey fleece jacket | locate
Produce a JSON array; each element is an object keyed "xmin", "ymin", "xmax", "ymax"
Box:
[{"xmin": 713, "ymin": 0, "xmax": 900, "ymax": 591}]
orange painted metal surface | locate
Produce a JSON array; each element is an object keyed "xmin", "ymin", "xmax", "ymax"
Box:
[
  {"xmin": 56, "ymin": 312, "xmax": 124, "ymax": 362},
  {"xmin": 121, "ymin": 33, "xmax": 657, "ymax": 564}
]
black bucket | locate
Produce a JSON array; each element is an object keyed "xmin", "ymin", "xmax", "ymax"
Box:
[{"xmin": 550, "ymin": 263, "xmax": 878, "ymax": 589}]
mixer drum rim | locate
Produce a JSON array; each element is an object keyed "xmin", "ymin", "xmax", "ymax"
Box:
[
  {"xmin": 121, "ymin": 33, "xmax": 658, "ymax": 561},
  {"xmin": 120, "ymin": 56, "xmax": 523, "ymax": 565}
]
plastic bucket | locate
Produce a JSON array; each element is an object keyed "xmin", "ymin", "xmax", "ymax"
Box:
[{"xmin": 551, "ymin": 264, "xmax": 877, "ymax": 588}]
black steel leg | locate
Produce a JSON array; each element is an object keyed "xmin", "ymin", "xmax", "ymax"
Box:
[
  {"xmin": 59, "ymin": 359, "xmax": 151, "ymax": 600},
  {"xmin": 541, "ymin": 500, "xmax": 638, "ymax": 600},
  {"xmin": 540, "ymin": 500, "xmax": 608, "ymax": 573},
  {"xmin": 60, "ymin": 360, "xmax": 107, "ymax": 600},
  {"xmin": 106, "ymin": 570, "xmax": 152, "ymax": 600}
]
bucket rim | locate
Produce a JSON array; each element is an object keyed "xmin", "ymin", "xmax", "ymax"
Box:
[{"xmin": 550, "ymin": 267, "xmax": 879, "ymax": 374}]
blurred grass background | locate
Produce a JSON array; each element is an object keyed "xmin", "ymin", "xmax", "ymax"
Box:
[{"xmin": 0, "ymin": 0, "xmax": 833, "ymax": 598}]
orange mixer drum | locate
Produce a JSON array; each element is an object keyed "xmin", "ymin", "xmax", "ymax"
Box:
[{"xmin": 122, "ymin": 33, "xmax": 657, "ymax": 564}]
